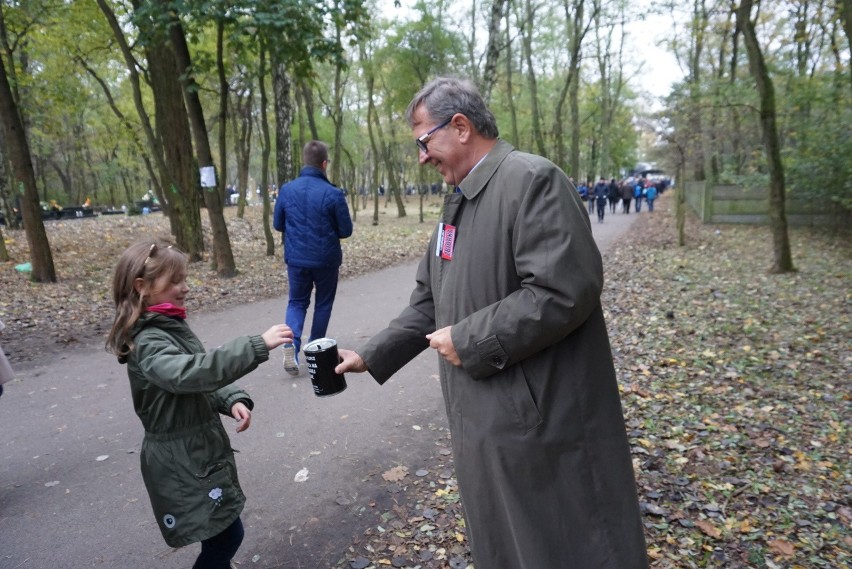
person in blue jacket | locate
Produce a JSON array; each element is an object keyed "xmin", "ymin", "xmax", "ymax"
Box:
[
  {"xmin": 645, "ymin": 182, "xmax": 658, "ymax": 212},
  {"xmin": 273, "ymin": 141, "xmax": 353, "ymax": 374}
]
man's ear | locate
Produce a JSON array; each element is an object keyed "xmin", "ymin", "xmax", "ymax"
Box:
[{"xmin": 451, "ymin": 113, "xmax": 473, "ymax": 144}]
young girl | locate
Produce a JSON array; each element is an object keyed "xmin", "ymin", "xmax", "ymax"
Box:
[{"xmin": 106, "ymin": 238, "xmax": 292, "ymax": 569}]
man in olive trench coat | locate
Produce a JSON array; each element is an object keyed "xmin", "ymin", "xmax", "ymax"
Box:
[{"xmin": 337, "ymin": 77, "xmax": 648, "ymax": 569}]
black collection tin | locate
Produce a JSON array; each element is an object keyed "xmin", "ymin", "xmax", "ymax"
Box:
[{"xmin": 304, "ymin": 338, "xmax": 347, "ymax": 397}]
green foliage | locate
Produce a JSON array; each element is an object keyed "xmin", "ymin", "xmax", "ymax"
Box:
[{"xmin": 657, "ymin": 0, "xmax": 851, "ymax": 218}]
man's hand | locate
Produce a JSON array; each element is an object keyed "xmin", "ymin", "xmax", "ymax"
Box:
[
  {"xmin": 335, "ymin": 348, "xmax": 367, "ymax": 374},
  {"xmin": 231, "ymin": 402, "xmax": 252, "ymax": 433},
  {"xmin": 426, "ymin": 326, "xmax": 461, "ymax": 366}
]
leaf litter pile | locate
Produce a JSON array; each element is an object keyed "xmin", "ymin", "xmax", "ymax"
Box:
[{"xmin": 2, "ymin": 197, "xmax": 849, "ymax": 569}]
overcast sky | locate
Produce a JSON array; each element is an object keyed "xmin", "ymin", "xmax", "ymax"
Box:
[{"xmin": 379, "ymin": 0, "xmax": 685, "ymax": 108}]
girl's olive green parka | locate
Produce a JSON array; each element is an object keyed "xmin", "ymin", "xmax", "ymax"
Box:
[{"xmin": 123, "ymin": 313, "xmax": 268, "ymax": 547}]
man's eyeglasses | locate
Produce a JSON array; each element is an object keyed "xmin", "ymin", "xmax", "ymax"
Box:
[{"xmin": 415, "ymin": 118, "xmax": 452, "ymax": 153}]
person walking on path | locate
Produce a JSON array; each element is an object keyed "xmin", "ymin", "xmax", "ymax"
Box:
[
  {"xmin": 106, "ymin": 239, "xmax": 293, "ymax": 569},
  {"xmin": 594, "ymin": 177, "xmax": 609, "ymax": 223},
  {"xmin": 608, "ymin": 178, "xmax": 620, "ymax": 214},
  {"xmin": 621, "ymin": 178, "xmax": 633, "ymax": 213},
  {"xmin": 634, "ymin": 180, "xmax": 644, "ymax": 212},
  {"xmin": 335, "ymin": 76, "xmax": 647, "ymax": 569},
  {"xmin": 645, "ymin": 182, "xmax": 658, "ymax": 212},
  {"xmin": 273, "ymin": 141, "xmax": 353, "ymax": 375}
]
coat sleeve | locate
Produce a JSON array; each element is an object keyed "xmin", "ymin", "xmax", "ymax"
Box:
[
  {"xmin": 135, "ymin": 332, "xmax": 269, "ymax": 394},
  {"xmin": 332, "ymin": 191, "xmax": 353, "ymax": 239},
  {"xmin": 273, "ymin": 190, "xmax": 285, "ymax": 233},
  {"xmin": 357, "ymin": 249, "xmax": 434, "ymax": 384},
  {"xmin": 451, "ymin": 162, "xmax": 604, "ymax": 380},
  {"xmin": 209, "ymin": 385, "xmax": 254, "ymax": 416}
]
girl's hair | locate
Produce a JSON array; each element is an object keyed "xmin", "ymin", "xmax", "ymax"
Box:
[{"xmin": 105, "ymin": 238, "xmax": 187, "ymax": 360}]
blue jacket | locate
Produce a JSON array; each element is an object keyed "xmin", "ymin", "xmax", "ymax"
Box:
[{"xmin": 273, "ymin": 166, "xmax": 353, "ymax": 268}]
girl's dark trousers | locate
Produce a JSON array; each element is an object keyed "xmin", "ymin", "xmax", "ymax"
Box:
[{"xmin": 192, "ymin": 517, "xmax": 244, "ymax": 569}]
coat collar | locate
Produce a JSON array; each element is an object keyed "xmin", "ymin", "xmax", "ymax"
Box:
[
  {"xmin": 299, "ymin": 165, "xmax": 331, "ymax": 183},
  {"xmin": 456, "ymin": 139, "xmax": 515, "ymax": 199}
]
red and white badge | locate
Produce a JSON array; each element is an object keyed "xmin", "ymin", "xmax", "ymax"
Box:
[{"xmin": 436, "ymin": 223, "xmax": 457, "ymax": 260}]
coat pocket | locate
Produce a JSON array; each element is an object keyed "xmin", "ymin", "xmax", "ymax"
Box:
[
  {"xmin": 496, "ymin": 366, "xmax": 543, "ymax": 433},
  {"xmin": 195, "ymin": 460, "xmax": 236, "ymax": 511}
]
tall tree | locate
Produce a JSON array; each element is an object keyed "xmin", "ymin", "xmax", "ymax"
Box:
[
  {"xmin": 165, "ymin": 7, "xmax": 237, "ymax": 276},
  {"xmin": 0, "ymin": 40, "xmax": 56, "ymax": 282},
  {"xmin": 140, "ymin": 14, "xmax": 205, "ymax": 260},
  {"xmin": 98, "ymin": 0, "xmax": 204, "ymax": 259},
  {"xmin": 734, "ymin": 0, "xmax": 794, "ymax": 273},
  {"xmin": 520, "ymin": 0, "xmax": 546, "ymax": 156},
  {"xmin": 258, "ymin": 41, "xmax": 275, "ymax": 256},
  {"xmin": 481, "ymin": 0, "xmax": 507, "ymax": 101}
]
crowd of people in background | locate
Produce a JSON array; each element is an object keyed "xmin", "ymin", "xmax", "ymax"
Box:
[{"xmin": 572, "ymin": 176, "xmax": 670, "ymax": 222}]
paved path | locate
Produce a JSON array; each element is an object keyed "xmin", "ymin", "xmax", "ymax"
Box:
[{"xmin": 0, "ymin": 207, "xmax": 639, "ymax": 569}]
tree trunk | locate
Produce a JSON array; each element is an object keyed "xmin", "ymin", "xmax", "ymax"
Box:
[
  {"xmin": 554, "ymin": 0, "xmax": 589, "ymax": 174},
  {"xmin": 735, "ymin": 0, "xmax": 795, "ymax": 273},
  {"xmin": 216, "ymin": 17, "xmax": 233, "ymax": 220},
  {"xmin": 330, "ymin": 4, "xmax": 346, "ymax": 189},
  {"xmin": 0, "ymin": 50, "xmax": 56, "ymax": 282},
  {"xmin": 272, "ymin": 57, "xmax": 294, "ymax": 185},
  {"xmin": 504, "ymin": 7, "xmax": 519, "ymax": 145},
  {"xmin": 0, "ymin": 122, "xmax": 11, "ymax": 259},
  {"xmin": 359, "ymin": 43, "xmax": 381, "ymax": 226},
  {"xmin": 688, "ymin": 0, "xmax": 707, "ymax": 181},
  {"xmin": 480, "ymin": 0, "xmax": 506, "ymax": 102},
  {"xmin": 99, "ymin": 0, "xmax": 192, "ymax": 234},
  {"xmin": 840, "ymin": 0, "xmax": 852, "ymax": 92},
  {"xmin": 377, "ymin": 108, "xmax": 405, "ymax": 218},
  {"xmin": 167, "ymin": 9, "xmax": 236, "ymax": 277},
  {"xmin": 145, "ymin": 36, "xmax": 204, "ymax": 260},
  {"xmin": 522, "ymin": 0, "xmax": 546, "ymax": 156},
  {"xmin": 299, "ymin": 79, "xmax": 320, "ymax": 141},
  {"xmin": 258, "ymin": 42, "xmax": 275, "ymax": 257},
  {"xmin": 231, "ymin": 89, "xmax": 253, "ymax": 219}
]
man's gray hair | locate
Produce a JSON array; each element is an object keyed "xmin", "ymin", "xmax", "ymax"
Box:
[
  {"xmin": 303, "ymin": 140, "xmax": 329, "ymax": 168},
  {"xmin": 406, "ymin": 77, "xmax": 499, "ymax": 139}
]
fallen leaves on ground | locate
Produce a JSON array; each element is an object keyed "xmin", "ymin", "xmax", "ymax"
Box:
[{"xmin": 3, "ymin": 194, "xmax": 849, "ymax": 569}]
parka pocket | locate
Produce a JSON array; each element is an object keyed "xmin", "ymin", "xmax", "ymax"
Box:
[{"xmin": 196, "ymin": 461, "xmax": 234, "ymax": 510}]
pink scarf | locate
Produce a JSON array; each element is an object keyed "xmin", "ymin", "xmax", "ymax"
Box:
[{"xmin": 147, "ymin": 303, "xmax": 187, "ymax": 320}]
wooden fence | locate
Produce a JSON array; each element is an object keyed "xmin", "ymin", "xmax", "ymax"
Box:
[{"xmin": 683, "ymin": 181, "xmax": 848, "ymax": 227}]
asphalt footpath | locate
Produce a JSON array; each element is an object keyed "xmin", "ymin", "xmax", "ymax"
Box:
[{"xmin": 0, "ymin": 205, "xmax": 638, "ymax": 569}]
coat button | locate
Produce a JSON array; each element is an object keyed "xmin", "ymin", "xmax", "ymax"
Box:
[{"xmin": 491, "ymin": 356, "xmax": 503, "ymax": 365}]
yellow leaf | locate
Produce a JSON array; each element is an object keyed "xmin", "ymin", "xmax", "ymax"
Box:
[
  {"xmin": 647, "ymin": 547, "xmax": 662, "ymax": 560},
  {"xmin": 695, "ymin": 519, "xmax": 722, "ymax": 539},
  {"xmin": 768, "ymin": 539, "xmax": 795, "ymax": 557}
]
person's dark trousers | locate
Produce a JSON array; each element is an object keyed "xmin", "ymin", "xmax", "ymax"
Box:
[
  {"xmin": 587, "ymin": 196, "xmax": 595, "ymax": 214},
  {"xmin": 286, "ymin": 265, "xmax": 340, "ymax": 355},
  {"xmin": 648, "ymin": 199, "xmax": 655, "ymax": 212},
  {"xmin": 635, "ymin": 197, "xmax": 643, "ymax": 212},
  {"xmin": 622, "ymin": 198, "xmax": 631, "ymax": 213},
  {"xmin": 597, "ymin": 200, "xmax": 606, "ymax": 222},
  {"xmin": 192, "ymin": 517, "xmax": 244, "ymax": 569}
]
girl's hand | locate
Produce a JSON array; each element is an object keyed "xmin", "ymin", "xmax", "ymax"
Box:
[
  {"xmin": 262, "ymin": 324, "xmax": 294, "ymax": 350},
  {"xmin": 231, "ymin": 402, "xmax": 252, "ymax": 433}
]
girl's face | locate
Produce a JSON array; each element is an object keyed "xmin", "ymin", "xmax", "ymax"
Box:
[{"xmin": 144, "ymin": 270, "xmax": 189, "ymax": 308}]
